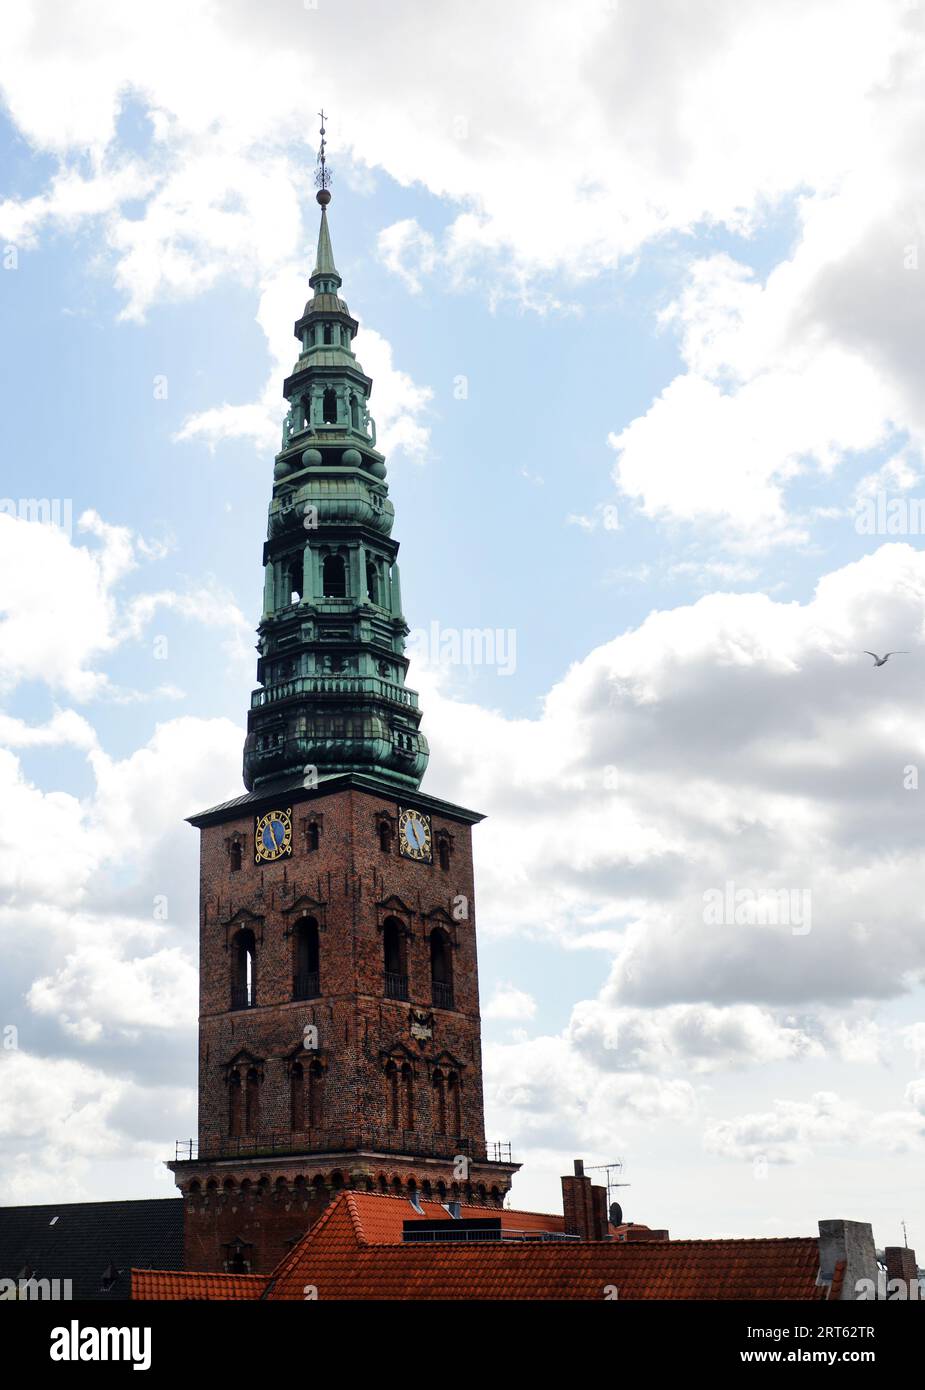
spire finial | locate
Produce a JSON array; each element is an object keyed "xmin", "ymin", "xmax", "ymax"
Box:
[{"xmin": 315, "ymin": 108, "xmax": 332, "ymax": 206}]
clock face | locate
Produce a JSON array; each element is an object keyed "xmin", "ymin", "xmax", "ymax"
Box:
[
  {"xmin": 398, "ymin": 807, "xmax": 432, "ymax": 862},
  {"xmin": 254, "ymin": 808, "xmax": 293, "ymax": 863}
]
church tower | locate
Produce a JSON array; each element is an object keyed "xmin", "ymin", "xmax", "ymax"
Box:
[{"xmin": 169, "ymin": 124, "xmax": 518, "ymax": 1275}]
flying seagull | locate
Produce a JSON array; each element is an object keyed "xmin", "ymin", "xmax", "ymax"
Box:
[{"xmin": 863, "ymin": 651, "xmax": 908, "ymax": 667}]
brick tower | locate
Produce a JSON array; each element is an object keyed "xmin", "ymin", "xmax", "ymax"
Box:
[{"xmin": 169, "ymin": 125, "xmax": 519, "ymax": 1275}]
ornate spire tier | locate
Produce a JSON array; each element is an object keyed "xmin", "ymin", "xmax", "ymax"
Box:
[{"xmin": 242, "ymin": 131, "xmax": 428, "ymax": 794}]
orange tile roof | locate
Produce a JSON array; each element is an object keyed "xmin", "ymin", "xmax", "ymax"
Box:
[
  {"xmin": 264, "ymin": 1233, "xmax": 826, "ymax": 1301},
  {"xmin": 258, "ymin": 1191, "xmax": 825, "ymax": 1301},
  {"xmin": 131, "ymin": 1268, "xmax": 264, "ymax": 1300},
  {"xmin": 132, "ymin": 1192, "xmax": 828, "ymax": 1302}
]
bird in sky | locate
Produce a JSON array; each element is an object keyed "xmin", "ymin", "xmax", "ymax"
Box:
[{"xmin": 863, "ymin": 651, "xmax": 908, "ymax": 667}]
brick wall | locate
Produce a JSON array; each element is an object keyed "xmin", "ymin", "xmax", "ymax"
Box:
[{"xmin": 170, "ymin": 782, "xmax": 516, "ymax": 1272}]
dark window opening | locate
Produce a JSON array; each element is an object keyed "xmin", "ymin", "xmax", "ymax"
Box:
[
  {"xmin": 383, "ymin": 918, "xmax": 407, "ymax": 1000},
  {"xmin": 323, "ymin": 323, "xmax": 333, "ymax": 345},
  {"xmin": 430, "ymin": 928, "xmax": 454, "ymax": 1010},
  {"xmin": 287, "ymin": 561, "xmax": 303, "ymax": 604},
  {"xmin": 231, "ymin": 929, "xmax": 256, "ymax": 1010},
  {"xmin": 307, "ymin": 821, "xmax": 320, "ymax": 852},
  {"xmin": 379, "ymin": 819, "xmax": 392, "ymax": 854},
  {"xmin": 293, "ymin": 917, "xmax": 320, "ymax": 999},
  {"xmin": 437, "ymin": 837, "xmax": 450, "ymax": 872},
  {"xmin": 230, "ymin": 840, "xmax": 243, "ymax": 872},
  {"xmin": 322, "ymin": 388, "xmax": 337, "ymax": 423},
  {"xmin": 322, "ymin": 553, "xmax": 346, "ymax": 598},
  {"xmin": 366, "ymin": 558, "xmax": 380, "ymax": 605}
]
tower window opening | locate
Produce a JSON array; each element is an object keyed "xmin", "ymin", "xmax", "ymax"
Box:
[
  {"xmin": 307, "ymin": 820, "xmax": 320, "ymax": 852},
  {"xmin": 322, "ymin": 388, "xmax": 337, "ymax": 423},
  {"xmin": 293, "ymin": 916, "xmax": 320, "ymax": 999},
  {"xmin": 379, "ymin": 819, "xmax": 392, "ymax": 854},
  {"xmin": 229, "ymin": 840, "xmax": 243, "ymax": 872},
  {"xmin": 437, "ymin": 837, "xmax": 450, "ymax": 872},
  {"xmin": 230, "ymin": 928, "xmax": 256, "ymax": 1010},
  {"xmin": 322, "ymin": 553, "xmax": 346, "ymax": 597},
  {"xmin": 383, "ymin": 917, "xmax": 407, "ymax": 1000},
  {"xmin": 287, "ymin": 561, "xmax": 303, "ymax": 605},
  {"xmin": 430, "ymin": 927, "xmax": 454, "ymax": 1010},
  {"xmin": 366, "ymin": 558, "xmax": 380, "ymax": 605},
  {"xmin": 323, "ymin": 323, "xmax": 333, "ymax": 345}
]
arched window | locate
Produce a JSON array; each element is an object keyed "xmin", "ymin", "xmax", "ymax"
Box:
[
  {"xmin": 366, "ymin": 558, "xmax": 379, "ymax": 605},
  {"xmin": 287, "ymin": 559, "xmax": 302, "ymax": 604},
  {"xmin": 290, "ymin": 1062, "xmax": 305, "ymax": 1131},
  {"xmin": 350, "ymin": 394, "xmax": 360, "ymax": 429},
  {"xmin": 379, "ymin": 819, "xmax": 392, "ymax": 854},
  {"xmin": 323, "ymin": 323, "xmax": 333, "ymax": 345},
  {"xmin": 447, "ymin": 1072, "xmax": 462, "ymax": 1137},
  {"xmin": 437, "ymin": 836, "xmax": 450, "ymax": 872},
  {"xmin": 293, "ymin": 917, "xmax": 320, "ymax": 999},
  {"xmin": 229, "ymin": 840, "xmax": 243, "ymax": 872},
  {"xmin": 230, "ymin": 929, "xmax": 256, "ymax": 1010},
  {"xmin": 322, "ymin": 553, "xmax": 346, "ymax": 597},
  {"xmin": 383, "ymin": 918, "xmax": 407, "ymax": 999},
  {"xmin": 307, "ymin": 820, "xmax": 320, "ymax": 852},
  {"xmin": 322, "ymin": 388, "xmax": 337, "ymax": 423},
  {"xmin": 245, "ymin": 1068, "xmax": 261, "ymax": 1135},
  {"xmin": 430, "ymin": 928, "xmax": 454, "ymax": 1009},
  {"xmin": 433, "ymin": 1070, "xmax": 446, "ymax": 1134},
  {"xmin": 229, "ymin": 1071, "xmax": 242, "ymax": 1137}
]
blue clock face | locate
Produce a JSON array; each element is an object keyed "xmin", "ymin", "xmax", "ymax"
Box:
[
  {"xmin": 254, "ymin": 809, "xmax": 293, "ymax": 862},
  {"xmin": 398, "ymin": 808, "xmax": 432, "ymax": 862}
]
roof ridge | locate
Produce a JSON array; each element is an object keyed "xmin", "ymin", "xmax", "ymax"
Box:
[{"xmin": 261, "ymin": 1190, "xmax": 354, "ymax": 1297}]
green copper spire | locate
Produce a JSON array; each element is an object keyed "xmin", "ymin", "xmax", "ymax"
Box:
[
  {"xmin": 242, "ymin": 117, "xmax": 428, "ymax": 795},
  {"xmin": 310, "ymin": 204, "xmax": 341, "ymax": 290}
]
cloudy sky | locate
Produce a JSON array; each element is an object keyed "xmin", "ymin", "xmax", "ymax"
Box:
[{"xmin": 1, "ymin": 0, "xmax": 924, "ymax": 1247}]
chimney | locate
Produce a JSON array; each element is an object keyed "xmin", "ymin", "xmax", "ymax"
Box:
[
  {"xmin": 884, "ymin": 1246, "xmax": 918, "ymax": 1291},
  {"xmin": 561, "ymin": 1160, "xmax": 609, "ymax": 1241},
  {"xmin": 817, "ymin": 1220, "xmax": 878, "ymax": 1299}
]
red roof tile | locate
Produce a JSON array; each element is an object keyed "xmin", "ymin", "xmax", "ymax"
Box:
[
  {"xmin": 131, "ymin": 1269, "xmax": 264, "ymax": 1300},
  {"xmin": 265, "ymin": 1235, "xmax": 825, "ymax": 1301},
  {"xmin": 259, "ymin": 1192, "xmax": 825, "ymax": 1301},
  {"xmin": 133, "ymin": 1193, "xmax": 827, "ymax": 1302}
]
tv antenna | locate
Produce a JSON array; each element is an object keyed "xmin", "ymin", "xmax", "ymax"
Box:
[{"xmin": 585, "ymin": 1160, "xmax": 631, "ymax": 1212}]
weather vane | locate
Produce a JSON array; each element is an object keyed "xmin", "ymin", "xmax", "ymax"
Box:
[{"xmin": 315, "ymin": 108, "xmax": 332, "ymax": 203}]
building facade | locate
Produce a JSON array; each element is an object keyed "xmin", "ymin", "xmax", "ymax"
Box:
[{"xmin": 169, "ymin": 178, "xmax": 518, "ymax": 1275}]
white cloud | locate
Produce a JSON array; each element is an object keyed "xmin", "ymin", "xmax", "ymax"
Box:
[
  {"xmin": 420, "ymin": 542, "xmax": 925, "ymax": 1015},
  {"xmin": 483, "ymin": 983, "xmax": 538, "ymax": 1022}
]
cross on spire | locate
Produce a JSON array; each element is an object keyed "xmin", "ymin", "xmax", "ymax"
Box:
[{"xmin": 315, "ymin": 109, "xmax": 332, "ymax": 195}]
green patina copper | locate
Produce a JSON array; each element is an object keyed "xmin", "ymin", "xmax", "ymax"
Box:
[{"xmin": 242, "ymin": 190, "xmax": 429, "ymax": 794}]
